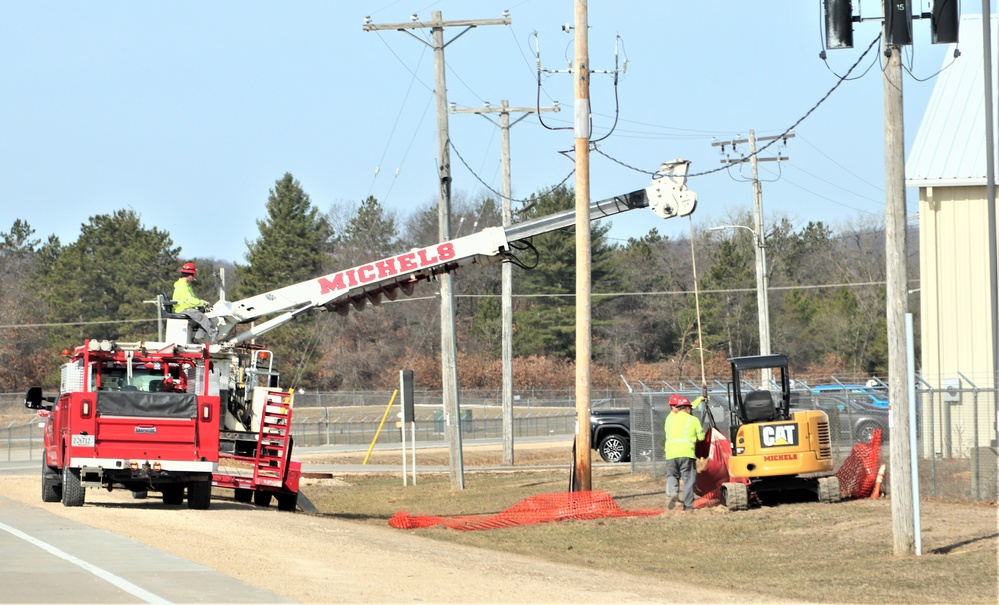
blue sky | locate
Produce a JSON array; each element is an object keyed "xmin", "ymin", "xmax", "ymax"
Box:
[{"xmin": 1, "ymin": 1, "xmax": 988, "ymax": 262}]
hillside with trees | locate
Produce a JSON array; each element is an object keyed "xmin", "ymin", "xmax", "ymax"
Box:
[{"xmin": 0, "ymin": 172, "xmax": 917, "ymax": 393}]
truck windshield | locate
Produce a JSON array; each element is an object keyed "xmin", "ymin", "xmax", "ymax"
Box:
[{"xmin": 99, "ymin": 367, "xmax": 169, "ymax": 392}]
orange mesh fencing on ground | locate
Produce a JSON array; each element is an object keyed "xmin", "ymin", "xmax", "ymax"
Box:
[
  {"xmin": 390, "ymin": 430, "xmax": 885, "ymax": 530},
  {"xmin": 835, "ymin": 428, "xmax": 883, "ymax": 499},
  {"xmin": 388, "ymin": 490, "xmax": 662, "ymax": 531}
]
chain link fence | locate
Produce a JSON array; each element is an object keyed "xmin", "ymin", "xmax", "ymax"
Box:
[
  {"xmin": 5, "ymin": 379, "xmax": 996, "ymax": 502},
  {"xmin": 630, "ymin": 382, "xmax": 998, "ymax": 503}
]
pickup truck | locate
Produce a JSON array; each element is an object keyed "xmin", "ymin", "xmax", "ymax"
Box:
[
  {"xmin": 590, "ymin": 407, "xmax": 631, "ymax": 463},
  {"xmin": 589, "ymin": 397, "xmax": 729, "ymax": 463}
]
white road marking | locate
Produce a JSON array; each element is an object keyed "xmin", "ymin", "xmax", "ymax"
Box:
[{"xmin": 0, "ymin": 519, "xmax": 172, "ymax": 604}]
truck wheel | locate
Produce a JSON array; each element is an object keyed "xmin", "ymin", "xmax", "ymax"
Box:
[
  {"xmin": 598, "ymin": 433, "xmax": 631, "ymax": 463},
  {"xmin": 721, "ymin": 482, "xmax": 748, "ymax": 511},
  {"xmin": 131, "ymin": 490, "xmax": 148, "ymax": 499},
  {"xmin": 187, "ymin": 479, "xmax": 212, "ymax": 510},
  {"xmin": 41, "ymin": 464, "xmax": 62, "ymax": 503},
  {"xmin": 61, "ymin": 467, "xmax": 85, "ymax": 507},
  {"xmin": 161, "ymin": 485, "xmax": 184, "ymax": 505},
  {"xmin": 253, "ymin": 491, "xmax": 273, "ymax": 507},
  {"xmin": 234, "ymin": 488, "xmax": 253, "ymax": 504},
  {"xmin": 818, "ymin": 476, "xmax": 841, "ymax": 503},
  {"xmin": 276, "ymin": 492, "xmax": 298, "ymax": 512}
]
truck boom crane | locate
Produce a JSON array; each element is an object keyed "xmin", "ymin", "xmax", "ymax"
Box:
[
  {"xmin": 41, "ymin": 158, "xmax": 692, "ymax": 512},
  {"xmin": 198, "ymin": 159, "xmax": 696, "ymax": 348}
]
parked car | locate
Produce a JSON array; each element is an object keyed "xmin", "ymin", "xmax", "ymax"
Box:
[
  {"xmin": 812, "ymin": 395, "xmax": 890, "ymax": 443},
  {"xmin": 811, "ymin": 383, "xmax": 889, "ymax": 410},
  {"xmin": 589, "ymin": 407, "xmax": 631, "ymax": 463}
]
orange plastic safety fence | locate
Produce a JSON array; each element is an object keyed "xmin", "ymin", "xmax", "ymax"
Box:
[
  {"xmin": 388, "ymin": 490, "xmax": 662, "ymax": 531},
  {"xmin": 835, "ymin": 428, "xmax": 883, "ymax": 499}
]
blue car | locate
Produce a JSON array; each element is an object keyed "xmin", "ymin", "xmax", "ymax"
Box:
[{"xmin": 810, "ymin": 384, "xmax": 889, "ymax": 410}]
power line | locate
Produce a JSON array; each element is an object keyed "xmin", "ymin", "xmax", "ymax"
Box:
[{"xmin": 0, "ymin": 277, "xmax": 907, "ymax": 332}]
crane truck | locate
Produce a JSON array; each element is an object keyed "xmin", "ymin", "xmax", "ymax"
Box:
[{"xmin": 26, "ymin": 160, "xmax": 697, "ymax": 511}]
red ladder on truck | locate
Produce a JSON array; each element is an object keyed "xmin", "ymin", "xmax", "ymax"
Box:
[{"xmin": 253, "ymin": 390, "xmax": 292, "ymax": 488}]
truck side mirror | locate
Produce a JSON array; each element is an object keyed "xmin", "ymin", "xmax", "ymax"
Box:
[{"xmin": 24, "ymin": 386, "xmax": 54, "ymax": 410}]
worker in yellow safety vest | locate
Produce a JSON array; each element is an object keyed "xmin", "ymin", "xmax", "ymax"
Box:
[
  {"xmin": 664, "ymin": 394, "xmax": 706, "ymax": 512},
  {"xmin": 172, "ymin": 262, "xmax": 218, "ymax": 343}
]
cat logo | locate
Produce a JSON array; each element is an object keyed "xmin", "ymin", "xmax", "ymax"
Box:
[{"xmin": 759, "ymin": 423, "xmax": 798, "ymax": 447}]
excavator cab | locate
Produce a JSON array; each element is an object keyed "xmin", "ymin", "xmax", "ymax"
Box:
[
  {"xmin": 720, "ymin": 354, "xmax": 840, "ymax": 510},
  {"xmin": 729, "ymin": 354, "xmax": 792, "ymax": 430}
]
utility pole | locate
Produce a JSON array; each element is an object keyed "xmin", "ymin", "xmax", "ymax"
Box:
[
  {"xmin": 572, "ymin": 0, "xmax": 592, "ymax": 492},
  {"xmin": 712, "ymin": 130, "xmax": 792, "ymax": 387},
  {"xmin": 882, "ymin": 2, "xmax": 915, "ymax": 557},
  {"xmin": 450, "ymin": 99, "xmax": 560, "ymax": 466},
  {"xmin": 823, "ymin": 0, "xmax": 960, "ymax": 558},
  {"xmin": 981, "ymin": 3, "xmax": 998, "ymax": 437},
  {"xmin": 363, "ymin": 11, "xmax": 510, "ymax": 490}
]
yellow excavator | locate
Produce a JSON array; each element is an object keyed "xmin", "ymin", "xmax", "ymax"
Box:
[{"xmin": 720, "ymin": 354, "xmax": 841, "ymax": 510}]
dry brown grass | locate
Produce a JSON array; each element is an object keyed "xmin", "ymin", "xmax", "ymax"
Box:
[{"xmin": 298, "ymin": 446, "xmax": 998, "ymax": 605}]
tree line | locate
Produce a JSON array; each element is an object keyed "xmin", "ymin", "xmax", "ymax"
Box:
[{"xmin": 0, "ymin": 172, "xmax": 916, "ymax": 392}]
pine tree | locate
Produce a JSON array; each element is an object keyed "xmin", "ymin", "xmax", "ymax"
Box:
[
  {"xmin": 40, "ymin": 209, "xmax": 179, "ymax": 350},
  {"xmin": 0, "ymin": 220, "xmax": 53, "ymax": 389},
  {"xmin": 235, "ymin": 173, "xmax": 334, "ymax": 388},
  {"xmin": 512, "ymin": 185, "xmax": 616, "ymax": 359}
]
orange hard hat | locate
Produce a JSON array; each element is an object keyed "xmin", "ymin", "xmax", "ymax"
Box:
[{"xmin": 180, "ymin": 262, "xmax": 197, "ymax": 275}]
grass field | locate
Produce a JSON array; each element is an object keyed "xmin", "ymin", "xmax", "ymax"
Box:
[{"xmin": 298, "ymin": 445, "xmax": 998, "ymax": 604}]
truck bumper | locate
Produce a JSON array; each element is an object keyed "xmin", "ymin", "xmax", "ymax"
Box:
[{"xmin": 70, "ymin": 458, "xmax": 217, "ymax": 473}]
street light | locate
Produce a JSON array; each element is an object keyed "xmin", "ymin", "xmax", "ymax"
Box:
[{"xmin": 709, "ymin": 224, "xmax": 772, "ymax": 387}]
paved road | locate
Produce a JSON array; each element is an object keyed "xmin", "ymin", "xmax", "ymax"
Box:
[{"xmin": 0, "ymin": 493, "xmax": 292, "ymax": 604}]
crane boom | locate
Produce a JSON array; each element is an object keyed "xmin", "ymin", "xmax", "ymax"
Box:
[{"xmin": 205, "ymin": 159, "xmax": 697, "ymax": 347}]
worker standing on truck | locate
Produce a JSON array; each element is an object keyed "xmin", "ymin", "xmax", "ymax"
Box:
[
  {"xmin": 173, "ymin": 262, "xmax": 218, "ymax": 343},
  {"xmin": 664, "ymin": 394, "xmax": 705, "ymax": 512}
]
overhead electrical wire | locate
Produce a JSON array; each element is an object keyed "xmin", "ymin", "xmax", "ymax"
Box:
[
  {"xmin": 367, "ymin": 41, "xmax": 429, "ymax": 199},
  {"xmin": 0, "ymin": 276, "xmax": 907, "ymax": 333},
  {"xmin": 795, "ymin": 133, "xmax": 884, "ymax": 193},
  {"xmin": 598, "ymin": 33, "xmax": 884, "ymax": 181},
  {"xmin": 448, "ymin": 136, "xmax": 574, "ymax": 205}
]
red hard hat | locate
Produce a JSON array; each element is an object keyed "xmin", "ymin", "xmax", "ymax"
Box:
[
  {"xmin": 180, "ymin": 262, "xmax": 197, "ymax": 275},
  {"xmin": 669, "ymin": 393, "xmax": 682, "ymax": 407}
]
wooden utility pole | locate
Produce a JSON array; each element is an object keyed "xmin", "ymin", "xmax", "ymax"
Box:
[
  {"xmin": 363, "ymin": 11, "xmax": 510, "ymax": 490},
  {"xmin": 882, "ymin": 5, "xmax": 915, "ymax": 555},
  {"xmin": 450, "ymin": 100, "xmax": 560, "ymax": 466},
  {"xmin": 572, "ymin": 0, "xmax": 592, "ymax": 492}
]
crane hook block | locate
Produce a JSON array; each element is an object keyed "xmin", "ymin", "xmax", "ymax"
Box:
[{"xmin": 645, "ymin": 159, "xmax": 697, "ymax": 220}]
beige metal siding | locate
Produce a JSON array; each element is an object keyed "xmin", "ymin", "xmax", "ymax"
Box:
[{"xmin": 919, "ymin": 185, "xmax": 994, "ymax": 387}]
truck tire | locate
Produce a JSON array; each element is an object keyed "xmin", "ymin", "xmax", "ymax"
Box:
[
  {"xmin": 234, "ymin": 488, "xmax": 253, "ymax": 504},
  {"xmin": 598, "ymin": 433, "xmax": 631, "ymax": 463},
  {"xmin": 721, "ymin": 482, "xmax": 748, "ymax": 511},
  {"xmin": 276, "ymin": 492, "xmax": 298, "ymax": 512},
  {"xmin": 131, "ymin": 490, "xmax": 148, "ymax": 499},
  {"xmin": 161, "ymin": 484, "xmax": 184, "ymax": 505},
  {"xmin": 818, "ymin": 476, "xmax": 841, "ymax": 503},
  {"xmin": 41, "ymin": 464, "xmax": 62, "ymax": 503},
  {"xmin": 187, "ymin": 479, "xmax": 212, "ymax": 510},
  {"xmin": 253, "ymin": 491, "xmax": 273, "ymax": 507},
  {"xmin": 61, "ymin": 467, "xmax": 85, "ymax": 507}
]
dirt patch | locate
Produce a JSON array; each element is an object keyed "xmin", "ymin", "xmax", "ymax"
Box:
[{"xmin": 4, "ymin": 442, "xmax": 996, "ymax": 604}]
